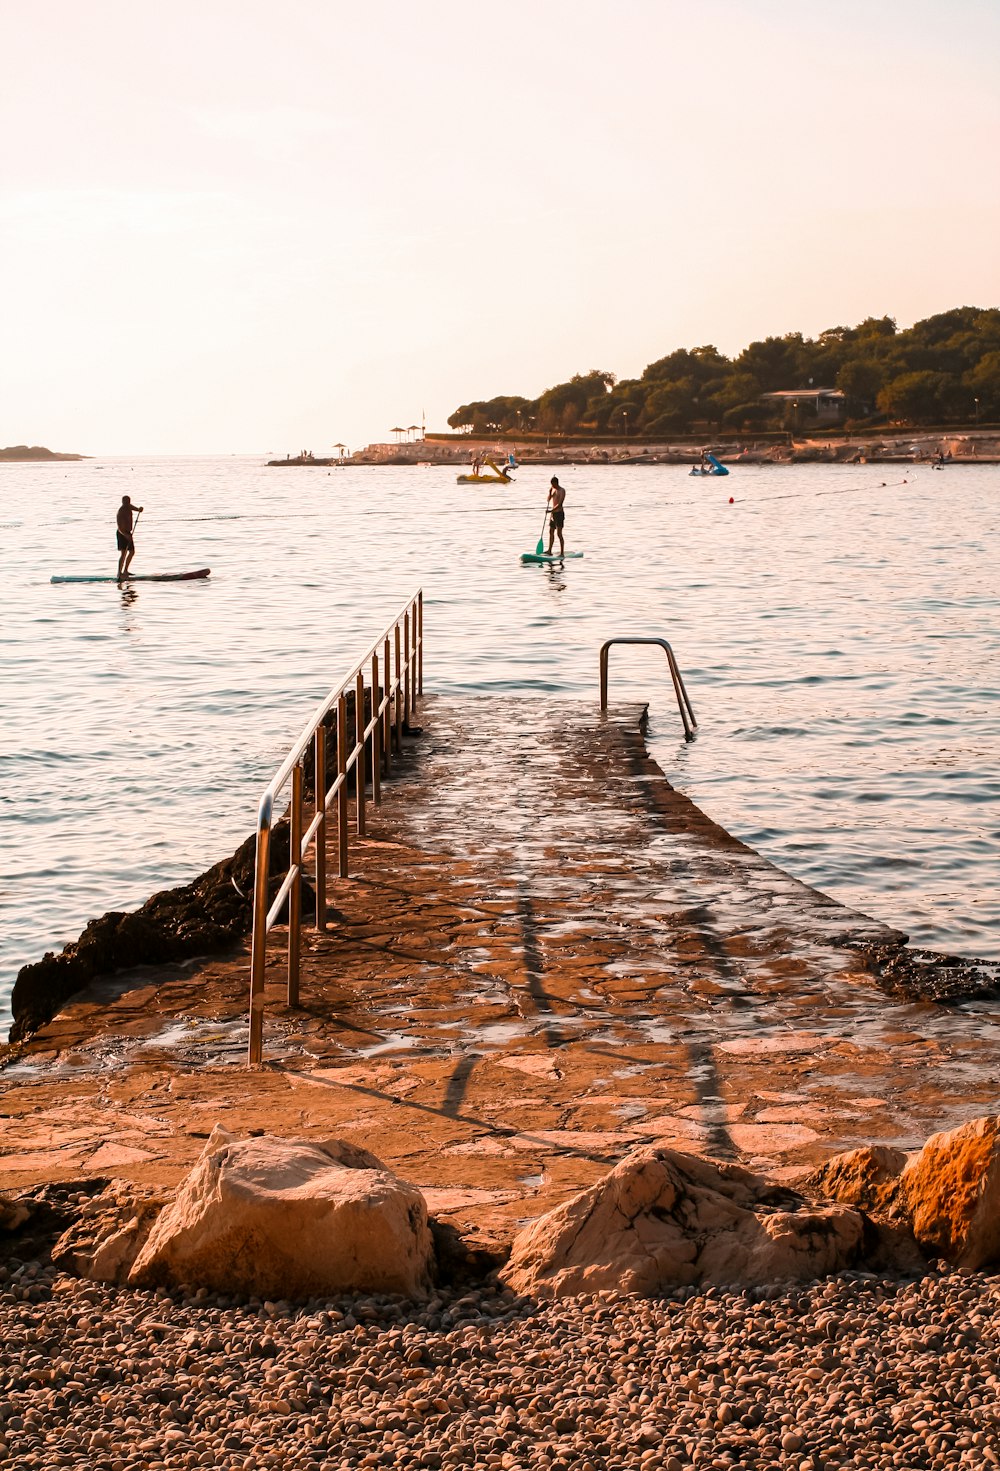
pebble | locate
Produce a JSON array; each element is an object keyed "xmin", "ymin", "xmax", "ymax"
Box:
[{"xmin": 0, "ymin": 1263, "xmax": 998, "ymax": 1468}]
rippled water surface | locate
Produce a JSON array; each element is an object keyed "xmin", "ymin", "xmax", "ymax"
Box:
[{"xmin": 2, "ymin": 456, "xmax": 997, "ymax": 1027}]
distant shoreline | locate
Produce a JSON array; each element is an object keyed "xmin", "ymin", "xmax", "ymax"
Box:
[
  {"xmin": 0, "ymin": 444, "xmax": 88, "ymax": 462},
  {"xmin": 272, "ymin": 429, "xmax": 1000, "ymax": 469}
]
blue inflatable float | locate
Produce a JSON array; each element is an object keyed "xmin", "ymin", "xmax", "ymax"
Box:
[{"xmin": 689, "ymin": 452, "xmax": 730, "ymax": 476}]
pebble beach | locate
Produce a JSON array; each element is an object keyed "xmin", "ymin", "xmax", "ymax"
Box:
[{"xmin": 3, "ymin": 1255, "xmax": 999, "ymax": 1471}]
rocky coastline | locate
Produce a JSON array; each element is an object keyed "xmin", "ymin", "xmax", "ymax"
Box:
[
  {"xmin": 283, "ymin": 429, "xmax": 1000, "ymax": 469},
  {"xmin": 7, "ymin": 823, "xmax": 291, "ymax": 1045}
]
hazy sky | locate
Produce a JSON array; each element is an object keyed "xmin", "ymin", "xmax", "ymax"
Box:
[{"xmin": 3, "ymin": 0, "xmax": 999, "ymax": 454}]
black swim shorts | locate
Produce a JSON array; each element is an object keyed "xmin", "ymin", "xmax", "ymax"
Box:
[
  {"xmin": 551, "ymin": 509, "xmax": 565, "ymax": 529},
  {"xmin": 116, "ymin": 531, "xmax": 134, "ymax": 552}
]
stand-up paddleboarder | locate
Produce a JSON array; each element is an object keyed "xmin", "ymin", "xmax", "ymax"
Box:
[
  {"xmin": 546, "ymin": 476, "xmax": 566, "ymax": 557},
  {"xmin": 116, "ymin": 495, "xmax": 144, "ymax": 580}
]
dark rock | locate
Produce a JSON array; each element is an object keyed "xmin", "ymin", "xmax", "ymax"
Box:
[
  {"xmin": 10, "ymin": 819, "xmax": 308, "ymax": 1041},
  {"xmin": 851, "ymin": 940, "xmax": 1000, "ymax": 1003}
]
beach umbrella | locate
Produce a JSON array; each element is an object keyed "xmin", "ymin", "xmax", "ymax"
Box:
[
  {"xmin": 334, "ymin": 443, "xmax": 346, "ymax": 457},
  {"xmin": 391, "ymin": 426, "xmax": 404, "ymax": 443},
  {"xmin": 407, "ymin": 424, "xmax": 419, "ymax": 441}
]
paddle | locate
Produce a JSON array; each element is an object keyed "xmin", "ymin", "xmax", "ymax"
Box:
[
  {"xmin": 129, "ymin": 507, "xmax": 142, "ymax": 568},
  {"xmin": 535, "ymin": 493, "xmax": 551, "ymax": 556}
]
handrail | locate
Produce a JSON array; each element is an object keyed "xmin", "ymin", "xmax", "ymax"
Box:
[
  {"xmin": 248, "ymin": 590, "xmax": 423, "ymax": 1064},
  {"xmin": 599, "ymin": 637, "xmax": 697, "ymax": 741}
]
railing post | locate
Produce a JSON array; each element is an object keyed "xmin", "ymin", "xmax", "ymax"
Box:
[
  {"xmin": 248, "ymin": 817, "xmax": 271, "ymax": 1066},
  {"xmin": 355, "ymin": 669, "xmax": 366, "ymax": 836},
  {"xmin": 287, "ymin": 763, "xmax": 303, "ymax": 1007},
  {"xmin": 371, "ymin": 650, "xmax": 382, "ymax": 805},
  {"xmin": 337, "ymin": 693, "xmax": 349, "ymax": 877},
  {"xmin": 599, "ymin": 642, "xmax": 610, "ymax": 711},
  {"xmin": 403, "ymin": 608, "xmax": 411, "ymax": 723},
  {"xmin": 394, "ymin": 623, "xmax": 402, "ymax": 752},
  {"xmin": 383, "ymin": 635, "xmax": 392, "ymax": 773},
  {"xmin": 417, "ymin": 590, "xmax": 423, "ymax": 697},
  {"xmin": 314, "ymin": 725, "xmax": 327, "ymax": 930}
]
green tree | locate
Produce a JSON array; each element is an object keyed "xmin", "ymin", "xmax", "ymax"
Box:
[
  {"xmin": 837, "ymin": 359, "xmax": 883, "ymax": 413},
  {"xmin": 877, "ymin": 370, "xmax": 958, "ymax": 423},
  {"xmin": 734, "ymin": 334, "xmax": 809, "ymax": 392},
  {"xmin": 608, "ymin": 401, "xmax": 641, "ymax": 435},
  {"xmin": 642, "ymin": 345, "xmax": 726, "ymax": 387},
  {"xmin": 964, "ymin": 350, "xmax": 1000, "ymax": 419},
  {"xmin": 447, "ymin": 306, "xmax": 999, "ymax": 435},
  {"xmin": 538, "ymin": 369, "xmax": 614, "ymax": 419},
  {"xmin": 447, "ymin": 395, "xmax": 533, "ymax": 433},
  {"xmin": 640, "ymin": 379, "xmax": 697, "ymax": 429},
  {"xmin": 702, "ymin": 372, "xmax": 761, "ymax": 417}
]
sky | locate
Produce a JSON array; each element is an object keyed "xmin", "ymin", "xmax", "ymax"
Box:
[{"xmin": 3, "ymin": 0, "xmax": 999, "ymax": 455}]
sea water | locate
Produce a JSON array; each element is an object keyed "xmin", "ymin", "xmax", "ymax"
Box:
[{"xmin": 1, "ymin": 456, "xmax": 997, "ymax": 1031}]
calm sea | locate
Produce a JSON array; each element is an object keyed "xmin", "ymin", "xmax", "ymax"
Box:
[{"xmin": 1, "ymin": 456, "xmax": 997, "ymax": 1032}]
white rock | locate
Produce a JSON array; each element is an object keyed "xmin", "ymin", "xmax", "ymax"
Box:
[
  {"xmin": 503, "ymin": 1144, "xmax": 865, "ymax": 1297},
  {"xmin": 129, "ymin": 1127, "xmax": 434, "ymax": 1299}
]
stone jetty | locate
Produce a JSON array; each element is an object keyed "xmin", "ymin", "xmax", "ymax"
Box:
[{"xmin": 3, "ymin": 698, "xmax": 999, "ymax": 1469}]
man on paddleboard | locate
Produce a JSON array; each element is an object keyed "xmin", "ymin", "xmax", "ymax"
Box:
[
  {"xmin": 546, "ymin": 476, "xmax": 566, "ymax": 557},
  {"xmin": 116, "ymin": 495, "xmax": 144, "ymax": 580}
]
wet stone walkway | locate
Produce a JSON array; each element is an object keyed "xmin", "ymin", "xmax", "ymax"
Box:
[{"xmin": 2, "ymin": 696, "xmax": 998, "ymax": 1248}]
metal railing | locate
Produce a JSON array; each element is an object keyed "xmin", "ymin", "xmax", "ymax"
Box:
[
  {"xmin": 599, "ymin": 637, "xmax": 697, "ymax": 741},
  {"xmin": 248, "ymin": 591, "xmax": 423, "ymax": 1064}
]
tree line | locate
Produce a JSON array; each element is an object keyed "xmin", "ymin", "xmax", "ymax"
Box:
[{"xmin": 447, "ymin": 307, "xmax": 1000, "ymax": 436}]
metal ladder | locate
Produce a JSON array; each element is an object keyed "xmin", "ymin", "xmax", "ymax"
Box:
[{"xmin": 599, "ymin": 637, "xmax": 698, "ymax": 741}]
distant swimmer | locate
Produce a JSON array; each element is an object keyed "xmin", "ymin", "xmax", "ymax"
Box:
[
  {"xmin": 116, "ymin": 494, "xmax": 144, "ymax": 579},
  {"xmin": 546, "ymin": 476, "xmax": 566, "ymax": 557}
]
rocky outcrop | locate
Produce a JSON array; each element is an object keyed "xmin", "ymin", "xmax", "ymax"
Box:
[
  {"xmin": 10, "ymin": 820, "xmax": 304, "ymax": 1042},
  {"xmin": 802, "ymin": 1144, "xmax": 908, "ymax": 1216},
  {"xmin": 51, "ymin": 1183, "xmax": 170, "ymax": 1283},
  {"xmin": 503, "ymin": 1145, "xmax": 867, "ymax": 1298},
  {"xmin": 851, "ymin": 940, "xmax": 1000, "ymax": 1004},
  {"xmin": 0, "ymin": 444, "xmax": 86, "ymax": 461},
  {"xmin": 807, "ymin": 1115, "xmax": 1000, "ymax": 1271},
  {"xmin": 901, "ymin": 1116, "xmax": 1000, "ymax": 1268},
  {"xmin": 128, "ymin": 1129, "xmax": 434, "ymax": 1299}
]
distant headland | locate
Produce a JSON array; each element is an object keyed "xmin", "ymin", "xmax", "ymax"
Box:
[
  {"xmin": 0, "ymin": 444, "xmax": 88, "ymax": 462},
  {"xmin": 445, "ymin": 306, "xmax": 999, "ymax": 437}
]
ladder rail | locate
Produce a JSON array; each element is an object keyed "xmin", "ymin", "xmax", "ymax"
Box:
[{"xmin": 599, "ymin": 637, "xmax": 697, "ymax": 741}]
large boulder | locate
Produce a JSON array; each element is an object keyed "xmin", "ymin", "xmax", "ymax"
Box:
[
  {"xmin": 806, "ymin": 1115, "xmax": 1000, "ymax": 1270},
  {"xmin": 129, "ymin": 1128, "xmax": 434, "ymax": 1299},
  {"xmin": 503, "ymin": 1145, "xmax": 866, "ymax": 1297},
  {"xmin": 900, "ymin": 1115, "xmax": 1000, "ymax": 1268}
]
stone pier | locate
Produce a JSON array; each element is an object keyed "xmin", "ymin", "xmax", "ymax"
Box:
[{"xmin": 2, "ymin": 697, "xmax": 997, "ymax": 1251}]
